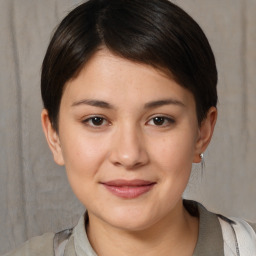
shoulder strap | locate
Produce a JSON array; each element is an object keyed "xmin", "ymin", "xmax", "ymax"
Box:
[
  {"xmin": 53, "ymin": 228, "xmax": 73, "ymax": 256},
  {"xmin": 218, "ymin": 215, "xmax": 256, "ymax": 256}
]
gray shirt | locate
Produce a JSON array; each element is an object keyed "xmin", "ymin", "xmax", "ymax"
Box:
[{"xmin": 3, "ymin": 201, "xmax": 256, "ymax": 256}]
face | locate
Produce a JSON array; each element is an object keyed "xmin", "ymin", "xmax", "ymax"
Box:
[{"xmin": 42, "ymin": 49, "xmax": 216, "ymax": 232}]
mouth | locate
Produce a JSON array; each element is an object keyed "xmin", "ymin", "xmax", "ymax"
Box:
[{"xmin": 100, "ymin": 179, "xmax": 156, "ymax": 199}]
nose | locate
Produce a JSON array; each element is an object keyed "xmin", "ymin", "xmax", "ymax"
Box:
[{"xmin": 109, "ymin": 124, "xmax": 149, "ymax": 169}]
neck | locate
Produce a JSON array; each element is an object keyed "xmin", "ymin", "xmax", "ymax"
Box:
[{"xmin": 87, "ymin": 200, "xmax": 199, "ymax": 256}]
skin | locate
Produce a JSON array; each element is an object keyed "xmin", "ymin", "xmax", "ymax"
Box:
[{"xmin": 42, "ymin": 49, "xmax": 217, "ymax": 256}]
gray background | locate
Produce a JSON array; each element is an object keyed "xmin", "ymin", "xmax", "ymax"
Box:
[{"xmin": 0, "ymin": 0, "xmax": 255, "ymax": 254}]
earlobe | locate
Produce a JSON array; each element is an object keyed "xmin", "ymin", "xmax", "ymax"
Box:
[
  {"xmin": 41, "ymin": 109, "xmax": 65, "ymax": 166},
  {"xmin": 193, "ymin": 107, "xmax": 217, "ymax": 163}
]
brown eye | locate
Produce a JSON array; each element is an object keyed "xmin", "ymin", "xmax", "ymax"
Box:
[
  {"xmin": 82, "ymin": 116, "xmax": 108, "ymax": 127},
  {"xmin": 147, "ymin": 116, "xmax": 175, "ymax": 127},
  {"xmin": 91, "ymin": 117, "xmax": 104, "ymax": 126},
  {"xmin": 153, "ymin": 117, "xmax": 165, "ymax": 126}
]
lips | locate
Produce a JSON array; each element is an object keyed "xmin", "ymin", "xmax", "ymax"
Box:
[{"xmin": 101, "ymin": 179, "xmax": 156, "ymax": 199}]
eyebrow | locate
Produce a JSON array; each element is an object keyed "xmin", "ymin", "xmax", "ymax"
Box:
[
  {"xmin": 71, "ymin": 99, "xmax": 115, "ymax": 109},
  {"xmin": 71, "ymin": 98, "xmax": 185, "ymax": 109},
  {"xmin": 144, "ymin": 99, "xmax": 185, "ymax": 109}
]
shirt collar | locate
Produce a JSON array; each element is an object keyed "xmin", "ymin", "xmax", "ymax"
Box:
[
  {"xmin": 185, "ymin": 200, "xmax": 224, "ymax": 256},
  {"xmin": 73, "ymin": 201, "xmax": 224, "ymax": 256}
]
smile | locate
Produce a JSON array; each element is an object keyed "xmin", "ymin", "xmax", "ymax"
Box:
[{"xmin": 101, "ymin": 179, "xmax": 156, "ymax": 199}]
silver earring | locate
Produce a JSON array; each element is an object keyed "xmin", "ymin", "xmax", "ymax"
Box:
[{"xmin": 200, "ymin": 153, "xmax": 205, "ymax": 170}]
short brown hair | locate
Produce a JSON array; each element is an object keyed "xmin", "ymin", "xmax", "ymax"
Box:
[{"xmin": 41, "ymin": 0, "xmax": 218, "ymax": 131}]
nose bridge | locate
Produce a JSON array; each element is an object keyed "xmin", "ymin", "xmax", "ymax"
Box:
[{"xmin": 109, "ymin": 120, "xmax": 148, "ymax": 169}]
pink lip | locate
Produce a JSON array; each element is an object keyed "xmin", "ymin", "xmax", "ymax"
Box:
[{"xmin": 101, "ymin": 179, "xmax": 156, "ymax": 199}]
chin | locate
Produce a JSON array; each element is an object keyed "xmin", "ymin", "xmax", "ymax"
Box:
[
  {"xmin": 101, "ymin": 207, "xmax": 159, "ymax": 232},
  {"xmin": 110, "ymin": 218, "xmax": 156, "ymax": 232}
]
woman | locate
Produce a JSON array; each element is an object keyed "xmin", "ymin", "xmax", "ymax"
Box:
[{"xmin": 4, "ymin": 0, "xmax": 256, "ymax": 255}]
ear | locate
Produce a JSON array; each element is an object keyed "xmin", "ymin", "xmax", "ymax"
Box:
[
  {"xmin": 193, "ymin": 107, "xmax": 217, "ymax": 163},
  {"xmin": 41, "ymin": 109, "xmax": 65, "ymax": 166}
]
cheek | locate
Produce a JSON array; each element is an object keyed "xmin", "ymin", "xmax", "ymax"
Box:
[
  {"xmin": 60, "ymin": 131, "xmax": 109, "ymax": 183},
  {"xmin": 150, "ymin": 131, "xmax": 196, "ymax": 168},
  {"xmin": 149, "ymin": 130, "xmax": 196, "ymax": 195},
  {"xmin": 60, "ymin": 136, "xmax": 108, "ymax": 206}
]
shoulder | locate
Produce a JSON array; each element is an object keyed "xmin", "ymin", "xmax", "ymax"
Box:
[
  {"xmin": 194, "ymin": 200, "xmax": 256, "ymax": 255},
  {"xmin": 217, "ymin": 213, "xmax": 256, "ymax": 238},
  {"xmin": 184, "ymin": 200, "xmax": 256, "ymax": 255},
  {"xmin": 2, "ymin": 232, "xmax": 55, "ymax": 256},
  {"xmin": 218, "ymin": 215, "xmax": 256, "ymax": 255}
]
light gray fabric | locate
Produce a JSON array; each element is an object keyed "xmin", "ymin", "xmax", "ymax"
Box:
[
  {"xmin": 54, "ymin": 229, "xmax": 73, "ymax": 256},
  {"xmin": 73, "ymin": 215, "xmax": 97, "ymax": 256},
  {"xmin": 64, "ymin": 236, "xmax": 76, "ymax": 256},
  {"xmin": 3, "ymin": 201, "xmax": 256, "ymax": 256},
  {"xmin": 0, "ymin": 201, "xmax": 225, "ymax": 256},
  {"xmin": 1, "ymin": 0, "xmax": 256, "ymax": 254},
  {"xmin": 218, "ymin": 216, "xmax": 256, "ymax": 255}
]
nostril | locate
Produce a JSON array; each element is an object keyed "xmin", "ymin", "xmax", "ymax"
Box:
[
  {"xmin": 133, "ymin": 161, "xmax": 144, "ymax": 168},
  {"xmin": 113, "ymin": 161, "xmax": 122, "ymax": 167},
  {"xmin": 113, "ymin": 160, "xmax": 146, "ymax": 170}
]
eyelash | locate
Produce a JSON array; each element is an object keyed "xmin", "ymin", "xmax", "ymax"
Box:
[
  {"xmin": 146, "ymin": 116, "xmax": 175, "ymax": 127},
  {"xmin": 82, "ymin": 115, "xmax": 175, "ymax": 128},
  {"xmin": 82, "ymin": 116, "xmax": 110, "ymax": 127}
]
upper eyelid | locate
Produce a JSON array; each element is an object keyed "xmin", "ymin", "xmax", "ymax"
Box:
[
  {"xmin": 82, "ymin": 114, "xmax": 107, "ymax": 121},
  {"xmin": 147, "ymin": 114, "xmax": 175, "ymax": 121},
  {"xmin": 80, "ymin": 114, "xmax": 175, "ymax": 124},
  {"xmin": 81, "ymin": 116, "xmax": 110, "ymax": 126},
  {"xmin": 146, "ymin": 115, "xmax": 176, "ymax": 126}
]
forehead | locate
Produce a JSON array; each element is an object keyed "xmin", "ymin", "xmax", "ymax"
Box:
[{"xmin": 62, "ymin": 49, "xmax": 195, "ymax": 110}]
